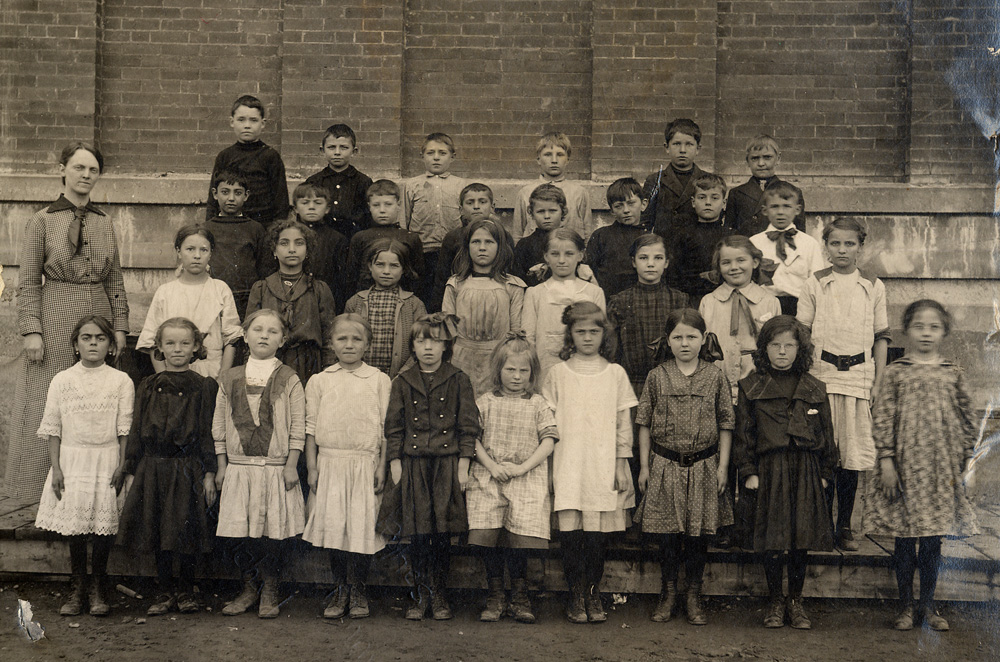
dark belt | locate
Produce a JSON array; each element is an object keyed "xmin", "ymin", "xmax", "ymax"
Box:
[
  {"xmin": 821, "ymin": 350, "xmax": 865, "ymax": 371},
  {"xmin": 651, "ymin": 442, "xmax": 718, "ymax": 468}
]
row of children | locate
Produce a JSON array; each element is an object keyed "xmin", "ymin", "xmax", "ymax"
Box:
[
  {"xmin": 34, "ymin": 225, "xmax": 977, "ymax": 633},
  {"xmin": 203, "ymin": 95, "xmax": 811, "ymax": 315}
]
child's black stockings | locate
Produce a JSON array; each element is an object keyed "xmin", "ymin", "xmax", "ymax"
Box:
[
  {"xmin": 330, "ymin": 550, "xmax": 371, "ymax": 586},
  {"xmin": 661, "ymin": 534, "xmax": 708, "ymax": 584},
  {"xmin": 67, "ymin": 535, "xmax": 113, "ymax": 576},
  {"xmin": 155, "ymin": 551, "xmax": 196, "ymax": 592},
  {"xmin": 763, "ymin": 550, "xmax": 808, "ymax": 598},
  {"xmin": 408, "ymin": 534, "xmax": 450, "ymax": 589},
  {"xmin": 826, "ymin": 468, "xmax": 859, "ymax": 532},
  {"xmin": 234, "ymin": 538, "xmax": 283, "ymax": 582},
  {"xmin": 895, "ymin": 536, "xmax": 942, "ymax": 606},
  {"xmin": 562, "ymin": 531, "xmax": 607, "ymax": 588},
  {"xmin": 482, "ymin": 547, "xmax": 528, "ymax": 581}
]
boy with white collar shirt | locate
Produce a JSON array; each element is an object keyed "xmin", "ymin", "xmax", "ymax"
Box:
[
  {"xmin": 749, "ymin": 181, "xmax": 826, "ymax": 316},
  {"xmin": 511, "ymin": 132, "xmax": 593, "ymax": 242}
]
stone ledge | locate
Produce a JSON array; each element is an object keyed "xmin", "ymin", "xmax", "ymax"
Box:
[{"xmin": 1, "ymin": 174, "xmax": 995, "ymax": 214}]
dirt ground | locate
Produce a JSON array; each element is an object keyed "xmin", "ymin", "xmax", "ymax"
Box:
[{"xmin": 2, "ymin": 580, "xmax": 999, "ymax": 662}]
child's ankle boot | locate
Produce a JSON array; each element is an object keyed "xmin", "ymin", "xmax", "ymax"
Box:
[
  {"xmin": 480, "ymin": 577, "xmax": 505, "ymax": 622},
  {"xmin": 88, "ymin": 574, "xmax": 109, "ymax": 616},
  {"xmin": 686, "ymin": 581, "xmax": 707, "ymax": 626},
  {"xmin": 223, "ymin": 579, "xmax": 259, "ymax": 616},
  {"xmin": 405, "ymin": 584, "xmax": 431, "ymax": 621},
  {"xmin": 763, "ymin": 594, "xmax": 785, "ymax": 628},
  {"xmin": 786, "ymin": 595, "xmax": 811, "ymax": 629},
  {"xmin": 651, "ymin": 580, "xmax": 677, "ymax": 622},
  {"xmin": 585, "ymin": 584, "xmax": 606, "ymax": 623},
  {"xmin": 60, "ymin": 574, "xmax": 87, "ymax": 616},
  {"xmin": 323, "ymin": 584, "xmax": 349, "ymax": 619},
  {"xmin": 894, "ymin": 603, "xmax": 914, "ymax": 631},
  {"xmin": 566, "ymin": 582, "xmax": 587, "ymax": 624},
  {"xmin": 509, "ymin": 579, "xmax": 535, "ymax": 624},
  {"xmin": 348, "ymin": 583, "xmax": 370, "ymax": 619},
  {"xmin": 920, "ymin": 602, "xmax": 949, "ymax": 631},
  {"xmin": 258, "ymin": 576, "xmax": 280, "ymax": 619}
]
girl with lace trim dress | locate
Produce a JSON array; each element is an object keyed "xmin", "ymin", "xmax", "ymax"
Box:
[{"xmin": 35, "ymin": 315, "xmax": 134, "ymax": 617}]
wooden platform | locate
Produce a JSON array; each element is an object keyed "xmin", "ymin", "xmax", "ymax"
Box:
[{"xmin": 4, "ymin": 495, "xmax": 999, "ymax": 601}]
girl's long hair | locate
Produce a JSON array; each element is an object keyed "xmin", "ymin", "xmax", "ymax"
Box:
[
  {"xmin": 451, "ymin": 218, "xmax": 514, "ymax": 282},
  {"xmin": 558, "ymin": 301, "xmax": 616, "ymax": 361}
]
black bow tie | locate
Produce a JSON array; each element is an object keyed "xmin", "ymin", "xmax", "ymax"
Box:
[{"xmin": 765, "ymin": 227, "xmax": 798, "ymax": 261}]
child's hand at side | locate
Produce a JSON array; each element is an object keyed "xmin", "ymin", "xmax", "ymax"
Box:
[
  {"xmin": 215, "ymin": 463, "xmax": 226, "ymax": 491},
  {"xmin": 963, "ymin": 460, "xmax": 976, "ymax": 492},
  {"xmin": 390, "ymin": 459, "xmax": 402, "ymax": 485},
  {"xmin": 879, "ymin": 458, "xmax": 902, "ymax": 500},
  {"xmin": 307, "ymin": 468, "xmax": 319, "ymax": 494},
  {"xmin": 716, "ymin": 462, "xmax": 728, "ymax": 496},
  {"xmin": 744, "ymin": 475, "xmax": 759, "ymax": 490},
  {"xmin": 51, "ymin": 467, "xmax": 65, "ymax": 500},
  {"xmin": 458, "ymin": 457, "xmax": 471, "ymax": 492},
  {"xmin": 614, "ymin": 458, "xmax": 630, "ymax": 492},
  {"xmin": 282, "ymin": 465, "xmax": 299, "ymax": 491},
  {"xmin": 637, "ymin": 466, "xmax": 649, "ymax": 494},
  {"xmin": 203, "ymin": 473, "xmax": 217, "ymax": 508},
  {"xmin": 110, "ymin": 465, "xmax": 127, "ymax": 495},
  {"xmin": 374, "ymin": 462, "xmax": 386, "ymax": 494}
]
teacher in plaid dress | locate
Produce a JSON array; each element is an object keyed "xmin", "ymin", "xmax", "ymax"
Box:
[{"xmin": 4, "ymin": 142, "xmax": 129, "ymax": 501}]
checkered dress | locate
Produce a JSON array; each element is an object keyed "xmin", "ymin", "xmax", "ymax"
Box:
[
  {"xmin": 5, "ymin": 197, "xmax": 129, "ymax": 501},
  {"xmin": 467, "ymin": 392, "xmax": 558, "ymax": 539},
  {"xmin": 364, "ymin": 286, "xmax": 399, "ymax": 375}
]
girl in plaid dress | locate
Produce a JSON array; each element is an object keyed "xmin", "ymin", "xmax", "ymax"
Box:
[
  {"xmin": 344, "ymin": 239, "xmax": 427, "ymax": 378},
  {"xmin": 633, "ymin": 308, "xmax": 734, "ymax": 625},
  {"xmin": 35, "ymin": 315, "xmax": 134, "ymax": 617},
  {"xmin": 442, "ymin": 218, "xmax": 526, "ymax": 395},
  {"xmin": 468, "ymin": 334, "xmax": 557, "ymax": 624}
]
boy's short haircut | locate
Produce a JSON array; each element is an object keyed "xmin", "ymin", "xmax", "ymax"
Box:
[
  {"xmin": 422, "ymin": 132, "xmax": 456, "ymax": 154},
  {"xmin": 536, "ymin": 131, "xmax": 572, "ymax": 158},
  {"xmin": 529, "ymin": 183, "xmax": 567, "ymax": 215},
  {"xmin": 292, "ymin": 181, "xmax": 332, "ymax": 203},
  {"xmin": 213, "ymin": 169, "xmax": 249, "ymax": 191},
  {"xmin": 746, "ymin": 134, "xmax": 781, "ymax": 156},
  {"xmin": 693, "ymin": 173, "xmax": 728, "ymax": 196},
  {"xmin": 322, "ymin": 123, "xmax": 357, "ymax": 149},
  {"xmin": 606, "ymin": 177, "xmax": 644, "ymax": 206},
  {"xmin": 460, "ymin": 182, "xmax": 493, "ymax": 205},
  {"xmin": 231, "ymin": 94, "xmax": 265, "ymax": 117},
  {"xmin": 366, "ymin": 179, "xmax": 400, "ymax": 201},
  {"xmin": 664, "ymin": 118, "xmax": 701, "ymax": 145},
  {"xmin": 762, "ymin": 180, "xmax": 800, "ymax": 203}
]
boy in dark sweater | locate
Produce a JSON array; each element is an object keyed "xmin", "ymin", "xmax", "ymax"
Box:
[
  {"xmin": 586, "ymin": 177, "xmax": 648, "ymax": 298},
  {"xmin": 206, "ymin": 95, "xmax": 289, "ymax": 228},
  {"xmin": 346, "ymin": 179, "xmax": 424, "ymax": 296},
  {"xmin": 725, "ymin": 134, "xmax": 806, "ymax": 237},
  {"xmin": 291, "ymin": 182, "xmax": 349, "ymax": 311},
  {"xmin": 641, "ymin": 118, "xmax": 709, "ymax": 238},
  {"xmin": 205, "ymin": 170, "xmax": 272, "ymax": 316},
  {"xmin": 513, "ymin": 183, "xmax": 565, "ymax": 287},
  {"xmin": 664, "ymin": 173, "xmax": 734, "ymax": 307},
  {"xmin": 303, "ymin": 123, "xmax": 374, "ymax": 240}
]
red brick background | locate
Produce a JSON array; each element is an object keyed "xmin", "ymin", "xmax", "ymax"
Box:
[{"xmin": 1, "ymin": 0, "xmax": 997, "ymax": 187}]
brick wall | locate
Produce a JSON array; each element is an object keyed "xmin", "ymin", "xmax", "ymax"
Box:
[
  {"xmin": 0, "ymin": 0, "xmax": 99, "ymax": 172},
  {"xmin": 400, "ymin": 0, "xmax": 594, "ymax": 180},
  {"xmin": 716, "ymin": 1, "xmax": 911, "ymax": 181},
  {"xmin": 281, "ymin": 1, "xmax": 405, "ymax": 178},
  {"xmin": 910, "ymin": 0, "xmax": 996, "ymax": 185},
  {"xmin": 97, "ymin": 0, "xmax": 283, "ymax": 174},
  {"xmin": 592, "ymin": 0, "xmax": 718, "ymax": 181}
]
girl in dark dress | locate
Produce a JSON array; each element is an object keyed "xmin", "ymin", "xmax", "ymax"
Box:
[
  {"xmin": 117, "ymin": 318, "xmax": 218, "ymax": 616},
  {"xmin": 734, "ymin": 316, "xmax": 837, "ymax": 630}
]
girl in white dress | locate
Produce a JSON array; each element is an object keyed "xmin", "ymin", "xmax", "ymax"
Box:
[
  {"xmin": 542, "ymin": 301, "xmax": 637, "ymax": 624},
  {"xmin": 137, "ymin": 224, "xmax": 243, "ymax": 379},
  {"xmin": 303, "ymin": 314, "xmax": 391, "ymax": 620},
  {"xmin": 35, "ymin": 315, "xmax": 134, "ymax": 617}
]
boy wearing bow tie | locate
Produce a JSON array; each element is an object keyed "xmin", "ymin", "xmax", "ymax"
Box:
[{"xmin": 750, "ymin": 182, "xmax": 826, "ymax": 316}]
